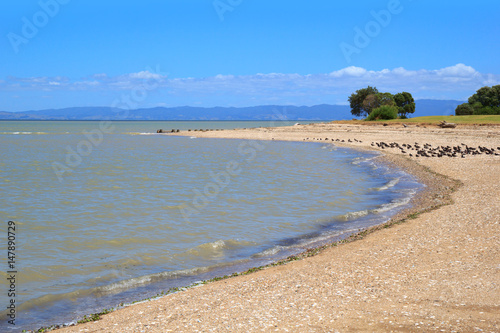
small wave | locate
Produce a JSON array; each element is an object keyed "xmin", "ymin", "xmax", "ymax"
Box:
[
  {"xmin": 178, "ymin": 239, "xmax": 256, "ymax": 261},
  {"xmin": 0, "ymin": 266, "xmax": 208, "ymax": 317},
  {"xmin": 199, "ymin": 239, "xmax": 226, "ymax": 250},
  {"xmin": 334, "ymin": 190, "xmax": 415, "ymax": 222},
  {"xmin": 1, "ymin": 131, "xmax": 50, "ymax": 135},
  {"xmin": 0, "ymin": 288, "xmax": 95, "ymax": 317},
  {"xmin": 336, "ymin": 209, "xmax": 370, "ymax": 222},
  {"xmin": 196, "ymin": 239, "xmax": 253, "ymax": 251},
  {"xmin": 253, "ymin": 226, "xmax": 361, "ymax": 259},
  {"xmin": 374, "ymin": 177, "xmax": 401, "ymax": 191},
  {"xmin": 293, "ymin": 228, "xmax": 359, "ymax": 249},
  {"xmin": 351, "ymin": 155, "xmax": 378, "ymax": 165},
  {"xmin": 252, "ymin": 245, "xmax": 286, "ymax": 258},
  {"xmin": 94, "ymin": 262, "xmax": 236, "ymax": 297},
  {"xmin": 370, "ymin": 196, "xmax": 412, "ymax": 214}
]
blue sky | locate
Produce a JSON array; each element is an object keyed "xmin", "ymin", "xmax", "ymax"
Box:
[{"xmin": 1, "ymin": 0, "xmax": 499, "ymax": 111}]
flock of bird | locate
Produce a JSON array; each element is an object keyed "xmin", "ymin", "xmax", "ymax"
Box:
[
  {"xmin": 303, "ymin": 138, "xmax": 363, "ymax": 143},
  {"xmin": 370, "ymin": 141, "xmax": 500, "ymax": 158},
  {"xmin": 161, "ymin": 129, "xmax": 499, "ymax": 158},
  {"xmin": 302, "ymin": 137, "xmax": 500, "ymax": 158}
]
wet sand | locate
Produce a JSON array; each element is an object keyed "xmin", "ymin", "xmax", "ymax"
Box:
[{"xmin": 56, "ymin": 122, "xmax": 499, "ymax": 332}]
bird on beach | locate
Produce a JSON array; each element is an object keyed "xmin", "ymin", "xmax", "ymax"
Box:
[{"xmin": 368, "ymin": 140, "xmax": 500, "ymax": 158}]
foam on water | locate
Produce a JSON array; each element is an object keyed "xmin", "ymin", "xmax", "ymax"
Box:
[{"xmin": 374, "ymin": 177, "xmax": 401, "ymax": 191}]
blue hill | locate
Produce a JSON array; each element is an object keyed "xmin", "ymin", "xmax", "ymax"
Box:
[{"xmin": 0, "ymin": 100, "xmax": 463, "ymax": 120}]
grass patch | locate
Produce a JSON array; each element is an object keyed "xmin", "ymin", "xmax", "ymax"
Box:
[
  {"xmin": 331, "ymin": 115, "xmax": 500, "ymax": 125},
  {"xmin": 387, "ymin": 115, "xmax": 500, "ymax": 124},
  {"xmin": 77, "ymin": 308, "xmax": 113, "ymax": 324}
]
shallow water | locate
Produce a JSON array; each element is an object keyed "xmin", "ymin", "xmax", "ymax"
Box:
[{"xmin": 0, "ymin": 121, "xmax": 423, "ymax": 331}]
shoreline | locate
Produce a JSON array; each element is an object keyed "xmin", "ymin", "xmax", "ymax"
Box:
[
  {"xmin": 53, "ymin": 122, "xmax": 499, "ymax": 332},
  {"xmin": 29, "ymin": 139, "xmax": 432, "ymax": 332}
]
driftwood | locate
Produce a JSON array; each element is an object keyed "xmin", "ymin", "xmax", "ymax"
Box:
[{"xmin": 438, "ymin": 121, "xmax": 457, "ymax": 128}]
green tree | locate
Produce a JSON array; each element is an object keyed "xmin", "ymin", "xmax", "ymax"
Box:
[
  {"xmin": 455, "ymin": 103, "xmax": 474, "ymax": 115},
  {"xmin": 348, "ymin": 86, "xmax": 379, "ymax": 117},
  {"xmin": 468, "ymin": 85, "xmax": 500, "ymax": 108},
  {"xmin": 376, "ymin": 92, "xmax": 395, "ymax": 107},
  {"xmin": 456, "ymin": 85, "xmax": 500, "ymax": 115},
  {"xmin": 394, "ymin": 92, "xmax": 415, "ymax": 118},
  {"xmin": 361, "ymin": 94, "xmax": 378, "ymax": 114},
  {"xmin": 362, "ymin": 92, "xmax": 395, "ymax": 115},
  {"xmin": 474, "ymin": 106, "xmax": 499, "ymax": 115}
]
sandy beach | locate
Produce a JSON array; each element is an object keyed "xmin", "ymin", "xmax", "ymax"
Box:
[{"xmin": 56, "ymin": 122, "xmax": 499, "ymax": 332}]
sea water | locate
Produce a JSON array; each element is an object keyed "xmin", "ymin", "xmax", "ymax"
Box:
[{"xmin": 0, "ymin": 121, "xmax": 423, "ymax": 331}]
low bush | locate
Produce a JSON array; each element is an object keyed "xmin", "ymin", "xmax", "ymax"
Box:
[
  {"xmin": 366, "ymin": 105, "xmax": 398, "ymax": 121},
  {"xmin": 473, "ymin": 106, "xmax": 500, "ymax": 115},
  {"xmin": 455, "ymin": 103, "xmax": 474, "ymax": 115}
]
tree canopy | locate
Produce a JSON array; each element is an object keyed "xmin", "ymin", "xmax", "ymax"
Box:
[
  {"xmin": 455, "ymin": 85, "xmax": 500, "ymax": 115},
  {"xmin": 361, "ymin": 92, "xmax": 396, "ymax": 115},
  {"xmin": 349, "ymin": 86, "xmax": 415, "ymax": 119},
  {"xmin": 348, "ymin": 86, "xmax": 379, "ymax": 117},
  {"xmin": 394, "ymin": 92, "xmax": 415, "ymax": 118}
]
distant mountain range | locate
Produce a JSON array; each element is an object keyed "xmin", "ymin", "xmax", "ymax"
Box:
[{"xmin": 0, "ymin": 100, "xmax": 463, "ymax": 121}]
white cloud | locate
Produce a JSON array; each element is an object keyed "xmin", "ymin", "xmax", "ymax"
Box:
[
  {"xmin": 329, "ymin": 66, "xmax": 367, "ymax": 77},
  {"xmin": 435, "ymin": 63, "xmax": 478, "ymax": 77},
  {"xmin": 214, "ymin": 74, "xmax": 235, "ymax": 80},
  {"xmin": 129, "ymin": 70, "xmax": 164, "ymax": 80},
  {"xmin": 3, "ymin": 65, "xmax": 499, "ymax": 106},
  {"xmin": 391, "ymin": 67, "xmax": 418, "ymax": 76}
]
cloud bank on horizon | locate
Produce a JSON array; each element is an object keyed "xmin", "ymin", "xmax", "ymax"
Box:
[{"xmin": 2, "ymin": 64, "xmax": 498, "ymax": 111}]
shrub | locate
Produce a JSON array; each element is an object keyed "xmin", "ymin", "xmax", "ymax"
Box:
[
  {"xmin": 455, "ymin": 103, "xmax": 474, "ymax": 115},
  {"xmin": 473, "ymin": 106, "xmax": 500, "ymax": 115},
  {"xmin": 366, "ymin": 105, "xmax": 398, "ymax": 121}
]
